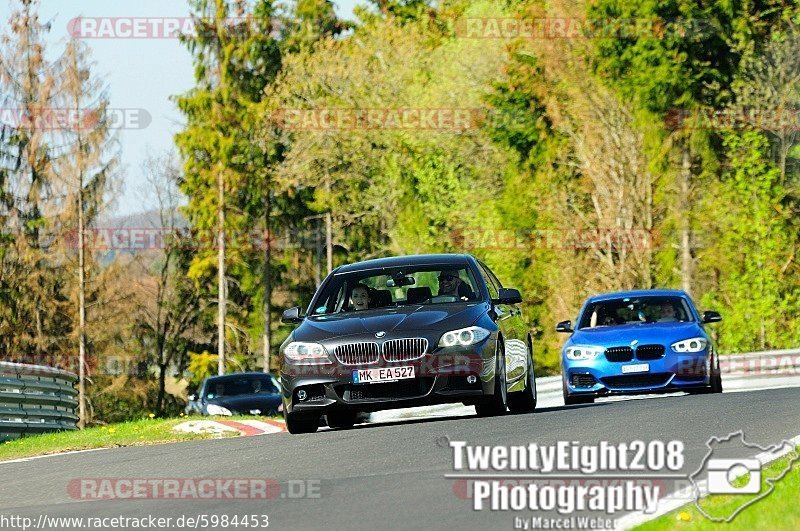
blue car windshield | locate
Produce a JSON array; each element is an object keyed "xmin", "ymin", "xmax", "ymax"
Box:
[
  {"xmin": 311, "ymin": 265, "xmax": 481, "ymax": 316},
  {"xmin": 578, "ymin": 296, "xmax": 693, "ymax": 329}
]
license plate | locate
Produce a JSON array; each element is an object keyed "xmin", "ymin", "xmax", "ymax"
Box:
[
  {"xmin": 353, "ymin": 366, "xmax": 415, "ymax": 384},
  {"xmin": 622, "ymin": 363, "xmax": 649, "ymax": 374}
]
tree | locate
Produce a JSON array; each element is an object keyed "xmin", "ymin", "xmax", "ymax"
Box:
[
  {"xmin": 132, "ymin": 153, "xmax": 201, "ymax": 415},
  {"xmin": 50, "ymin": 39, "xmax": 118, "ymax": 426},
  {"xmin": 0, "ymin": 0, "xmax": 66, "ymax": 362},
  {"xmin": 177, "ymin": 0, "xmax": 290, "ymax": 375}
]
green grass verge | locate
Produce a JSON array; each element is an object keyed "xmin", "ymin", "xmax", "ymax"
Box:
[
  {"xmin": 0, "ymin": 415, "xmax": 272, "ymax": 461},
  {"xmin": 636, "ymin": 448, "xmax": 800, "ymax": 530}
]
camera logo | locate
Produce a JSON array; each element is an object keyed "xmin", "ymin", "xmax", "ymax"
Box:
[
  {"xmin": 689, "ymin": 431, "xmax": 798, "ymax": 522},
  {"xmin": 706, "ymin": 458, "xmax": 761, "ymax": 494}
]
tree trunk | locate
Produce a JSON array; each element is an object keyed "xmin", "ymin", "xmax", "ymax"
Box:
[
  {"xmin": 325, "ymin": 212, "xmax": 333, "ymax": 275},
  {"xmin": 314, "ymin": 218, "xmax": 322, "ymax": 287},
  {"xmin": 77, "ymin": 189, "xmax": 87, "ymax": 428},
  {"xmin": 325, "ymin": 176, "xmax": 332, "ymax": 274},
  {"xmin": 680, "ymin": 144, "xmax": 692, "ymax": 295},
  {"xmin": 217, "ymin": 169, "xmax": 226, "ymax": 376},
  {"xmin": 156, "ymin": 362, "xmax": 167, "ymax": 415},
  {"xmin": 263, "ymin": 189, "xmax": 272, "ymax": 374}
]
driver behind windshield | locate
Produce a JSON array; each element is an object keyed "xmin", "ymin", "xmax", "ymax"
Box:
[
  {"xmin": 437, "ymin": 270, "xmax": 462, "ymax": 298},
  {"xmin": 656, "ymin": 302, "xmax": 678, "ymax": 322}
]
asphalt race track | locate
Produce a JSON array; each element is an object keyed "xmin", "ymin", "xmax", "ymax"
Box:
[{"xmin": 2, "ymin": 385, "xmax": 800, "ymax": 530}]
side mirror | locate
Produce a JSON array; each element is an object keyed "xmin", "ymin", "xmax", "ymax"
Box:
[
  {"xmin": 702, "ymin": 310, "xmax": 722, "ymax": 324},
  {"xmin": 494, "ymin": 288, "xmax": 522, "ymax": 305},
  {"xmin": 556, "ymin": 320, "xmax": 573, "ymax": 333},
  {"xmin": 281, "ymin": 306, "xmax": 304, "ymax": 324},
  {"xmin": 187, "ymin": 394, "xmax": 196, "ymax": 402}
]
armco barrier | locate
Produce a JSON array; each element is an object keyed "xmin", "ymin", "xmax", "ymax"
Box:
[{"xmin": 0, "ymin": 361, "xmax": 79, "ymax": 442}]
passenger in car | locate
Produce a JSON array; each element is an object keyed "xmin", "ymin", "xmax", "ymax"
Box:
[{"xmin": 350, "ymin": 284, "xmax": 371, "ymax": 311}]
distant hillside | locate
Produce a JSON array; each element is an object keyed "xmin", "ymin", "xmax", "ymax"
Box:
[{"xmin": 96, "ymin": 208, "xmax": 187, "ymax": 230}]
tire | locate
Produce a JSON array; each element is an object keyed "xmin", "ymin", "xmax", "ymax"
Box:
[
  {"xmin": 475, "ymin": 339, "xmax": 508, "ymax": 417},
  {"xmin": 326, "ymin": 411, "xmax": 357, "ymax": 430},
  {"xmin": 508, "ymin": 337, "xmax": 537, "ymax": 413},
  {"xmin": 710, "ymin": 351, "xmax": 723, "ymax": 393},
  {"xmin": 285, "ymin": 412, "xmax": 320, "ymax": 434},
  {"xmin": 687, "ymin": 353, "xmax": 723, "ymax": 394},
  {"xmin": 562, "ymin": 377, "xmax": 594, "ymax": 405},
  {"xmin": 710, "ymin": 373, "xmax": 723, "ymax": 393}
]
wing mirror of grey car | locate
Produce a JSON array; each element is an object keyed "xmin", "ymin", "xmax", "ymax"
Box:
[
  {"xmin": 556, "ymin": 320, "xmax": 573, "ymax": 333},
  {"xmin": 702, "ymin": 310, "xmax": 722, "ymax": 324},
  {"xmin": 281, "ymin": 306, "xmax": 304, "ymax": 324},
  {"xmin": 494, "ymin": 288, "xmax": 522, "ymax": 305}
]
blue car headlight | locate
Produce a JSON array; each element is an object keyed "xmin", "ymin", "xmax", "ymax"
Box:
[
  {"xmin": 565, "ymin": 346, "xmax": 605, "ymax": 360},
  {"xmin": 671, "ymin": 337, "xmax": 708, "ymax": 353}
]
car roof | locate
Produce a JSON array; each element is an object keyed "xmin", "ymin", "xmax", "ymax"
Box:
[
  {"xmin": 586, "ymin": 289, "xmax": 690, "ymax": 303},
  {"xmin": 334, "ymin": 254, "xmax": 474, "ymax": 274}
]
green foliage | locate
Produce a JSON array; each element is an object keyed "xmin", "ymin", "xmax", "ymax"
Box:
[
  {"xmin": 700, "ymin": 131, "xmax": 799, "ymax": 351},
  {"xmin": 89, "ymin": 376, "xmax": 186, "ymax": 423},
  {"xmin": 169, "ymin": 0, "xmax": 800, "ymax": 380},
  {"xmin": 186, "ymin": 351, "xmax": 248, "ymax": 388}
]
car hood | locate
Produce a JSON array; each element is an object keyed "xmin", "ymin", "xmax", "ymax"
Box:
[
  {"xmin": 567, "ymin": 321, "xmax": 706, "ymax": 348},
  {"xmin": 293, "ymin": 303, "xmax": 486, "ymax": 342},
  {"xmin": 208, "ymin": 394, "xmax": 281, "ymax": 413}
]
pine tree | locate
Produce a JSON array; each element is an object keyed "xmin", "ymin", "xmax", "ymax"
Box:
[{"xmin": 50, "ymin": 39, "xmax": 118, "ymax": 426}]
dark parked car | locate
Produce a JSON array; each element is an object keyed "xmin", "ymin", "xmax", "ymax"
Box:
[
  {"xmin": 557, "ymin": 289, "xmax": 723, "ymax": 405},
  {"xmin": 279, "ymin": 254, "xmax": 537, "ymax": 434},
  {"xmin": 186, "ymin": 372, "xmax": 282, "ymax": 416}
]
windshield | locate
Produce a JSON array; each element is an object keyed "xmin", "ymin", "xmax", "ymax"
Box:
[
  {"xmin": 577, "ymin": 296, "xmax": 694, "ymax": 329},
  {"xmin": 311, "ymin": 264, "xmax": 481, "ymax": 316},
  {"xmin": 205, "ymin": 375, "xmax": 279, "ymax": 399}
]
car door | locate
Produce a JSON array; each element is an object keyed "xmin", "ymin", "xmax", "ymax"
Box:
[{"xmin": 477, "ymin": 261, "xmax": 528, "ymax": 391}]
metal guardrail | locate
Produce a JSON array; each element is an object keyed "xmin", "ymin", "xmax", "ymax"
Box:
[{"xmin": 0, "ymin": 362, "xmax": 79, "ymax": 442}]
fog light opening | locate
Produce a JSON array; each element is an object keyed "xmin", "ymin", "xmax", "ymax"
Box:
[
  {"xmin": 466, "ymin": 375, "xmax": 477, "ymax": 385},
  {"xmin": 297, "ymin": 389, "xmax": 307, "ymax": 401}
]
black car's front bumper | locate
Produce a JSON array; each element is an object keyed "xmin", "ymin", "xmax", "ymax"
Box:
[{"xmin": 280, "ymin": 340, "xmax": 497, "ymax": 415}]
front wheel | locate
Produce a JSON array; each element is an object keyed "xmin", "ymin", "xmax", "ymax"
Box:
[
  {"xmin": 508, "ymin": 339, "xmax": 537, "ymax": 413},
  {"xmin": 710, "ymin": 351, "xmax": 723, "ymax": 393},
  {"xmin": 709, "ymin": 373, "xmax": 723, "ymax": 393},
  {"xmin": 475, "ymin": 339, "xmax": 508, "ymax": 417},
  {"xmin": 285, "ymin": 412, "xmax": 320, "ymax": 434}
]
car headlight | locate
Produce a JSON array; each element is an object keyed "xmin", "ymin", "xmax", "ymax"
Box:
[
  {"xmin": 438, "ymin": 326, "xmax": 491, "ymax": 347},
  {"xmin": 206, "ymin": 404, "xmax": 232, "ymax": 416},
  {"xmin": 565, "ymin": 346, "xmax": 605, "ymax": 360},
  {"xmin": 283, "ymin": 341, "xmax": 332, "ymax": 365},
  {"xmin": 671, "ymin": 337, "xmax": 708, "ymax": 353}
]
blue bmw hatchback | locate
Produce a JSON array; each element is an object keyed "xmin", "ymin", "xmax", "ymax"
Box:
[{"xmin": 557, "ymin": 289, "xmax": 723, "ymax": 405}]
